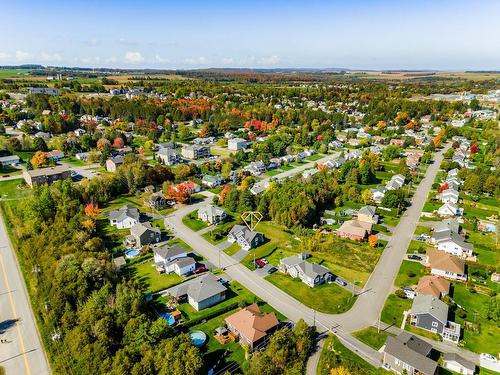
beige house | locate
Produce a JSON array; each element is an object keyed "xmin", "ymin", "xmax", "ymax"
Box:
[{"xmin": 23, "ymin": 166, "xmax": 71, "ymax": 187}]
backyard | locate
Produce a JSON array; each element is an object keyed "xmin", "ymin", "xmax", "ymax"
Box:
[
  {"xmin": 182, "ymin": 209, "xmax": 208, "ymax": 231},
  {"xmin": 129, "ymin": 259, "xmax": 183, "ymax": 293},
  {"xmin": 352, "ymin": 327, "xmax": 394, "ymax": 351}
]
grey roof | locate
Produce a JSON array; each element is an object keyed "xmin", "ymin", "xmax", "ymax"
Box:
[
  {"xmin": 384, "ymin": 333, "xmax": 437, "ymax": 375},
  {"xmin": 113, "ymin": 256, "xmax": 126, "ymax": 268},
  {"xmin": 25, "ymin": 165, "xmax": 69, "ymax": 177},
  {"xmin": 199, "ymin": 204, "xmax": 225, "ymax": 218},
  {"xmin": 202, "ymin": 174, "xmax": 223, "ymax": 183},
  {"xmin": 358, "ymin": 205, "xmax": 376, "ymax": 217},
  {"xmin": 0, "ymin": 155, "xmax": 20, "ymax": 163},
  {"xmin": 443, "ymin": 353, "xmax": 475, "ymax": 370},
  {"xmin": 410, "ymin": 295, "xmax": 449, "ymax": 324},
  {"xmin": 166, "ymin": 272, "xmax": 227, "ymax": 302},
  {"xmin": 229, "ymin": 225, "xmax": 261, "ymax": 243},
  {"xmin": 154, "ymin": 244, "xmax": 187, "ymax": 259},
  {"xmin": 157, "ymin": 148, "xmax": 179, "ymax": 157},
  {"xmin": 280, "ymin": 255, "xmax": 305, "ymax": 267},
  {"xmin": 131, "ymin": 222, "xmax": 160, "ymax": 237},
  {"xmin": 296, "ymin": 261, "xmax": 331, "ymax": 279},
  {"xmin": 109, "ymin": 155, "xmax": 123, "ymax": 164},
  {"xmin": 434, "ymin": 219, "xmax": 460, "ymax": 234},
  {"xmin": 166, "ymin": 256, "xmax": 195, "ymax": 269},
  {"xmin": 108, "ymin": 205, "xmax": 140, "ymax": 222}
]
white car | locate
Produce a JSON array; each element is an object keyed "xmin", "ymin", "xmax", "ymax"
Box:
[{"xmin": 480, "ymin": 353, "xmax": 498, "ymax": 363}]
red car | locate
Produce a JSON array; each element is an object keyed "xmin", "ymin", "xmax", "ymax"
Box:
[
  {"xmin": 255, "ymin": 259, "xmax": 266, "ymax": 268},
  {"xmin": 194, "ymin": 265, "xmax": 207, "ymax": 274}
]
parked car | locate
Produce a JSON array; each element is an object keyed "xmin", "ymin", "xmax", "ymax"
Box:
[
  {"xmin": 255, "ymin": 259, "xmax": 266, "ymax": 268},
  {"xmin": 335, "ymin": 277, "xmax": 347, "ymax": 287},
  {"xmin": 480, "ymin": 353, "xmax": 497, "ymax": 363},
  {"xmin": 407, "ymin": 254, "xmax": 422, "ymax": 261},
  {"xmin": 252, "ymin": 261, "xmax": 263, "ymax": 269},
  {"xmin": 267, "ymin": 267, "xmax": 277, "ymax": 274},
  {"xmin": 194, "ymin": 265, "xmax": 207, "ymax": 274},
  {"xmin": 259, "ymin": 258, "xmax": 269, "ymax": 265}
]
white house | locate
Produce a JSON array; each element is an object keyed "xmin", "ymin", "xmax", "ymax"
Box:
[
  {"xmin": 370, "ymin": 186, "xmax": 387, "ymax": 203},
  {"xmin": 228, "ymin": 138, "xmax": 247, "ymax": 151},
  {"xmin": 153, "ymin": 244, "xmax": 195, "ymax": 276},
  {"xmin": 279, "ymin": 254, "xmax": 332, "ymax": 288},
  {"xmin": 198, "ymin": 204, "xmax": 226, "ymax": 225},
  {"xmin": 442, "ymin": 353, "xmax": 475, "ymax": 375},
  {"xmin": 436, "ymin": 233, "xmax": 473, "ymax": 258},
  {"xmin": 437, "ymin": 203, "xmax": 460, "ymax": 217},
  {"xmin": 440, "ymin": 188, "xmax": 459, "ymax": 204},
  {"xmin": 386, "ymin": 174, "xmax": 405, "ymax": 190},
  {"xmin": 108, "ymin": 205, "xmax": 140, "ymax": 229}
]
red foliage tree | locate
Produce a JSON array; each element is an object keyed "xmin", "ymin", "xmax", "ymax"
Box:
[
  {"xmin": 84, "ymin": 203, "xmax": 100, "ymax": 218},
  {"xmin": 470, "ymin": 144, "xmax": 478, "ymax": 154},
  {"xmin": 112, "ymin": 137, "xmax": 125, "ymax": 149},
  {"xmin": 438, "ymin": 182, "xmax": 449, "ymax": 193}
]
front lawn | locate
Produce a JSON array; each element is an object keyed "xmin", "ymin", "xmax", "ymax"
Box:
[
  {"xmin": 380, "ymin": 293, "xmax": 412, "ymax": 327},
  {"xmin": 352, "ymin": 327, "xmax": 394, "ymax": 350},
  {"xmin": 317, "ymin": 335, "xmax": 385, "ymax": 375},
  {"xmin": 265, "ymin": 273, "xmax": 355, "ymax": 314},
  {"xmin": 394, "ymin": 260, "xmax": 426, "ymax": 287},
  {"xmin": 266, "ymin": 169, "xmax": 282, "ymax": 177},
  {"xmin": 182, "ymin": 210, "xmax": 208, "ymax": 231},
  {"xmin": 130, "ymin": 260, "xmax": 183, "ymax": 293},
  {"xmin": 306, "ymin": 154, "xmax": 324, "ymax": 161},
  {"xmin": 0, "ymin": 179, "xmax": 27, "ymax": 200}
]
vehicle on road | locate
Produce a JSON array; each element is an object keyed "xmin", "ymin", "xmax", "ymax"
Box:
[
  {"xmin": 267, "ymin": 267, "xmax": 277, "ymax": 274},
  {"xmin": 407, "ymin": 254, "xmax": 422, "ymax": 261},
  {"xmin": 255, "ymin": 259, "xmax": 266, "ymax": 268},
  {"xmin": 480, "ymin": 353, "xmax": 497, "ymax": 363},
  {"xmin": 335, "ymin": 277, "xmax": 347, "ymax": 287}
]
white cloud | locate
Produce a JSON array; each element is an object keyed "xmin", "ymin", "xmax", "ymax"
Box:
[
  {"xmin": 125, "ymin": 51, "xmax": 144, "ymax": 63},
  {"xmin": 40, "ymin": 52, "xmax": 62, "ymax": 62},
  {"xmin": 15, "ymin": 50, "xmax": 32, "ymax": 61},
  {"xmin": 105, "ymin": 57, "xmax": 117, "ymax": 64},
  {"xmin": 221, "ymin": 57, "xmax": 234, "ymax": 65},
  {"xmin": 184, "ymin": 56, "xmax": 208, "ymax": 65},
  {"xmin": 155, "ymin": 54, "xmax": 169, "ymax": 63},
  {"xmin": 0, "ymin": 52, "xmax": 11, "ymax": 61},
  {"xmin": 258, "ymin": 55, "xmax": 280, "ymax": 66}
]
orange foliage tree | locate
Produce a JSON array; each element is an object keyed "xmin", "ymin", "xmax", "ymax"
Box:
[
  {"xmin": 84, "ymin": 203, "xmax": 100, "ymax": 218},
  {"xmin": 112, "ymin": 137, "xmax": 125, "ymax": 149},
  {"xmin": 31, "ymin": 151, "xmax": 49, "ymax": 168},
  {"xmin": 368, "ymin": 235, "xmax": 378, "ymax": 248}
]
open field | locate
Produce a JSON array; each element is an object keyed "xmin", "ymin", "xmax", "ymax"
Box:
[
  {"xmin": 353, "ymin": 327, "xmax": 394, "ymax": 351},
  {"xmin": 105, "ymin": 73, "xmax": 187, "ymax": 83},
  {"xmin": 380, "ymin": 293, "xmax": 412, "ymax": 327}
]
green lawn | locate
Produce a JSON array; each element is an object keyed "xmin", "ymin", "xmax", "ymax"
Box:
[
  {"xmin": 223, "ymin": 243, "xmax": 241, "ymax": 256},
  {"xmin": 380, "ymin": 294, "xmax": 412, "ymax": 327},
  {"xmin": 352, "ymin": 327, "xmax": 394, "ymax": 350},
  {"xmin": 317, "ymin": 335, "xmax": 386, "ymax": 375},
  {"xmin": 129, "ymin": 260, "xmax": 183, "ymax": 293},
  {"xmin": 306, "ymin": 154, "xmax": 324, "ymax": 161},
  {"xmin": 466, "ymin": 231, "xmax": 497, "ymax": 267},
  {"xmin": 62, "ymin": 157, "xmax": 86, "ymax": 167},
  {"xmin": 414, "ymin": 226, "xmax": 431, "ymax": 236},
  {"xmin": 182, "ymin": 210, "xmax": 208, "ymax": 231},
  {"xmin": 280, "ymin": 165, "xmax": 294, "ymax": 171},
  {"xmin": 0, "ymin": 165, "xmax": 22, "ymax": 177},
  {"xmin": 167, "ymin": 237, "xmax": 193, "ymax": 251},
  {"xmin": 407, "ymin": 239, "xmax": 428, "ymax": 254},
  {"xmin": 266, "ymin": 169, "xmax": 282, "ymax": 177},
  {"xmin": 265, "ymin": 273, "xmax": 355, "ymax": 314},
  {"xmin": 372, "ymin": 224, "xmax": 390, "ymax": 235},
  {"xmin": 96, "ymin": 218, "xmax": 129, "ymax": 254},
  {"xmin": 394, "ymin": 260, "xmax": 426, "ymax": 287},
  {"xmin": 0, "ymin": 179, "xmax": 27, "ymax": 200}
]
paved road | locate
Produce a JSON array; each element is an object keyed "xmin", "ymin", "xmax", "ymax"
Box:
[{"xmin": 0, "ymin": 212, "xmax": 50, "ymax": 375}]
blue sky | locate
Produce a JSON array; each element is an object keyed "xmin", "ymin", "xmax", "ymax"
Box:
[{"xmin": 1, "ymin": 0, "xmax": 499, "ymax": 70}]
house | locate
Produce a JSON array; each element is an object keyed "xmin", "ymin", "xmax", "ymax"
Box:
[
  {"xmin": 426, "ymin": 249, "xmax": 467, "ymax": 282},
  {"xmin": 355, "ymin": 206, "xmax": 378, "ymax": 224},
  {"xmin": 478, "ymin": 219, "xmax": 497, "ymax": 233},
  {"xmin": 156, "ymin": 148, "xmax": 181, "ymax": 166},
  {"xmin": 386, "ymin": 174, "xmax": 405, "ymax": 190},
  {"xmin": 165, "ymin": 272, "xmax": 227, "ymax": 311},
  {"xmin": 335, "ymin": 220, "xmax": 372, "ymax": 241},
  {"xmin": 432, "ymin": 218, "xmax": 460, "ymax": 237},
  {"xmin": 201, "ymin": 174, "xmax": 224, "ymax": 188},
  {"xmin": 250, "ymin": 181, "xmax": 269, "ymax": 195},
  {"xmin": 153, "ymin": 244, "xmax": 195, "ymax": 276},
  {"xmin": 74, "ymin": 128, "xmax": 86, "ymax": 137},
  {"xmin": 370, "ymin": 186, "xmax": 387, "ymax": 203},
  {"xmin": 382, "ymin": 332, "xmax": 437, "ymax": 375},
  {"xmin": 28, "ymin": 87, "xmax": 59, "ymax": 96},
  {"xmin": 198, "ymin": 204, "xmax": 226, "ymax": 225},
  {"xmin": 106, "ymin": 155, "xmax": 123, "ymax": 172},
  {"xmin": 409, "ymin": 295, "xmax": 461, "ymax": 343},
  {"xmin": 329, "ymin": 140, "xmax": 344, "ymax": 148},
  {"xmin": 175, "ymin": 181, "xmax": 200, "ymax": 194},
  {"xmin": 245, "ymin": 161, "xmax": 266, "ymax": 176},
  {"xmin": 23, "ymin": 165, "xmax": 71, "ymax": 187},
  {"xmin": 442, "ymin": 353, "xmax": 475, "ymax": 375},
  {"xmin": 437, "ymin": 203, "xmax": 461, "ymax": 217},
  {"xmin": 228, "ymin": 225, "xmax": 264, "ymax": 251},
  {"xmin": 0, "ymin": 155, "xmax": 21, "ymax": 166},
  {"xmin": 193, "ymin": 137, "xmax": 215, "ymax": 145},
  {"xmin": 108, "ymin": 205, "xmax": 140, "ymax": 229},
  {"xmin": 435, "ymin": 232, "xmax": 473, "ymax": 258},
  {"xmin": 279, "ymin": 254, "xmax": 332, "ymax": 287},
  {"xmin": 440, "ymin": 188, "xmax": 459, "ymax": 205},
  {"xmin": 34, "ymin": 131, "xmax": 51, "ymax": 140},
  {"xmin": 46, "ymin": 150, "xmax": 65, "ymax": 161},
  {"xmin": 415, "ymin": 276, "xmax": 450, "ymax": 298},
  {"xmin": 228, "ymin": 138, "xmax": 247, "ymax": 151},
  {"xmin": 75, "ymin": 152, "xmax": 90, "ymax": 161},
  {"xmin": 126, "ymin": 222, "xmax": 161, "ymax": 247},
  {"xmin": 302, "ymin": 169, "xmax": 319, "ymax": 179},
  {"xmin": 225, "ymin": 304, "xmax": 278, "ymax": 350},
  {"xmin": 181, "ymin": 145, "xmax": 210, "ymax": 160},
  {"xmin": 146, "ymin": 191, "xmax": 169, "ymax": 210}
]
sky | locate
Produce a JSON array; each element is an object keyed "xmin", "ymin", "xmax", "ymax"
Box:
[{"xmin": 1, "ymin": 0, "xmax": 499, "ymax": 70}]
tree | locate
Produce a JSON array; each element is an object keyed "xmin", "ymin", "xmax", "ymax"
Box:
[
  {"xmin": 368, "ymin": 235, "xmax": 378, "ymax": 248},
  {"xmin": 221, "ymin": 162, "xmax": 232, "ymax": 179},
  {"xmin": 382, "ymin": 189, "xmax": 405, "ymax": 208},
  {"xmin": 31, "ymin": 151, "xmax": 49, "ymax": 168},
  {"xmin": 483, "ymin": 175, "xmax": 497, "ymax": 195},
  {"xmin": 112, "ymin": 137, "xmax": 125, "ymax": 149},
  {"xmin": 361, "ymin": 189, "xmax": 373, "ymax": 205},
  {"xmin": 84, "ymin": 203, "xmax": 100, "ymax": 218},
  {"xmin": 33, "ymin": 136, "xmax": 48, "ymax": 152},
  {"xmin": 398, "ymin": 159, "xmax": 411, "ymax": 180},
  {"xmin": 97, "ymin": 138, "xmax": 111, "ymax": 151},
  {"xmin": 330, "ymin": 367, "xmax": 352, "ymax": 375},
  {"xmin": 463, "ymin": 174, "xmax": 481, "ymax": 196}
]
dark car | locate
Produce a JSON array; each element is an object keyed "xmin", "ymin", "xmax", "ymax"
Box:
[
  {"xmin": 335, "ymin": 278, "xmax": 347, "ymax": 287},
  {"xmin": 267, "ymin": 267, "xmax": 277, "ymax": 274},
  {"xmin": 407, "ymin": 254, "xmax": 422, "ymax": 261}
]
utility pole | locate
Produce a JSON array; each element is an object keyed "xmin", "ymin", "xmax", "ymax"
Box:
[
  {"xmin": 253, "ymin": 253, "xmax": 256, "ymax": 270},
  {"xmin": 313, "ymin": 309, "xmax": 316, "ymax": 328},
  {"xmin": 218, "ymin": 249, "xmax": 221, "ymax": 270}
]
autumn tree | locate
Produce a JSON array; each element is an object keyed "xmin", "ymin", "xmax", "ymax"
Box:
[
  {"xmin": 330, "ymin": 367, "xmax": 352, "ymax": 375},
  {"xmin": 112, "ymin": 137, "xmax": 125, "ymax": 149},
  {"xmin": 97, "ymin": 138, "xmax": 111, "ymax": 151},
  {"xmin": 84, "ymin": 203, "xmax": 100, "ymax": 218},
  {"xmin": 31, "ymin": 151, "xmax": 49, "ymax": 168},
  {"xmin": 368, "ymin": 235, "xmax": 378, "ymax": 248}
]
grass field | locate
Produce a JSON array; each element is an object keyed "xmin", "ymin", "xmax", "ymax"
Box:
[
  {"xmin": 266, "ymin": 273, "xmax": 355, "ymax": 314},
  {"xmin": 352, "ymin": 327, "xmax": 394, "ymax": 350},
  {"xmin": 0, "ymin": 179, "xmax": 27, "ymax": 200},
  {"xmin": 317, "ymin": 335, "xmax": 386, "ymax": 375},
  {"xmin": 182, "ymin": 210, "xmax": 208, "ymax": 231},
  {"xmin": 129, "ymin": 259, "xmax": 183, "ymax": 293},
  {"xmin": 0, "ymin": 69, "xmax": 35, "ymax": 79},
  {"xmin": 394, "ymin": 260, "xmax": 426, "ymax": 287},
  {"xmin": 380, "ymin": 293, "xmax": 412, "ymax": 327}
]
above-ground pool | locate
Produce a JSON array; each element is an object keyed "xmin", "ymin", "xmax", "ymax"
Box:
[
  {"xmin": 125, "ymin": 249, "xmax": 140, "ymax": 258},
  {"xmin": 189, "ymin": 330, "xmax": 207, "ymax": 347},
  {"xmin": 160, "ymin": 312, "xmax": 176, "ymax": 326}
]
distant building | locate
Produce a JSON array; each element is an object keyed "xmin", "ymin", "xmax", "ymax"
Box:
[
  {"xmin": 181, "ymin": 145, "xmax": 210, "ymax": 160},
  {"xmin": 335, "ymin": 220, "xmax": 372, "ymax": 241},
  {"xmin": 126, "ymin": 222, "xmax": 161, "ymax": 248},
  {"xmin": 108, "ymin": 205, "xmax": 140, "ymax": 229},
  {"xmin": 106, "ymin": 155, "xmax": 123, "ymax": 172},
  {"xmin": 201, "ymin": 174, "xmax": 224, "ymax": 188},
  {"xmin": 355, "ymin": 206, "xmax": 378, "ymax": 224},
  {"xmin": 0, "ymin": 155, "xmax": 21, "ymax": 166},
  {"xmin": 228, "ymin": 225, "xmax": 264, "ymax": 251},
  {"xmin": 156, "ymin": 148, "xmax": 181, "ymax": 166},
  {"xmin": 442, "ymin": 353, "xmax": 475, "ymax": 375},
  {"xmin": 198, "ymin": 204, "xmax": 226, "ymax": 225},
  {"xmin": 279, "ymin": 253, "xmax": 332, "ymax": 287},
  {"xmin": 23, "ymin": 165, "xmax": 71, "ymax": 187},
  {"xmin": 28, "ymin": 87, "xmax": 59, "ymax": 96},
  {"xmin": 46, "ymin": 150, "xmax": 64, "ymax": 161},
  {"xmin": 228, "ymin": 137, "xmax": 247, "ymax": 151}
]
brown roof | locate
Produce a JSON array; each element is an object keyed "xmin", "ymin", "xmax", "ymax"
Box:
[
  {"xmin": 225, "ymin": 303, "xmax": 278, "ymax": 343},
  {"xmin": 337, "ymin": 220, "xmax": 372, "ymax": 237},
  {"xmin": 416, "ymin": 276, "xmax": 450, "ymax": 298},
  {"xmin": 427, "ymin": 248, "xmax": 465, "ymax": 274}
]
